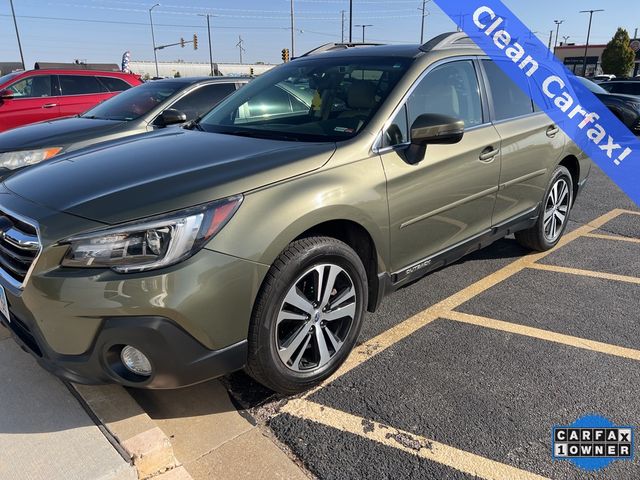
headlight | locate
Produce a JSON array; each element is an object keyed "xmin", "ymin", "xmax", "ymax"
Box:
[
  {"xmin": 0, "ymin": 147, "xmax": 63, "ymax": 170},
  {"xmin": 61, "ymin": 196, "xmax": 242, "ymax": 273}
]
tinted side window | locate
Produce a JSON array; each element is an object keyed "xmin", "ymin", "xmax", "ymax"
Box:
[
  {"xmin": 482, "ymin": 60, "xmax": 534, "ymax": 121},
  {"xmin": 170, "ymin": 83, "xmax": 236, "ymax": 121},
  {"xmin": 98, "ymin": 76, "xmax": 132, "ymax": 92},
  {"xmin": 59, "ymin": 75, "xmax": 107, "ymax": 95},
  {"xmin": 609, "ymin": 83, "xmax": 640, "ymax": 95},
  {"xmin": 406, "ymin": 60, "xmax": 483, "ymax": 129},
  {"xmin": 7, "ymin": 75, "xmax": 53, "ymax": 97}
]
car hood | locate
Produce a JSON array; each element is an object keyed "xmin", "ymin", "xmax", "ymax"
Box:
[
  {"xmin": 0, "ymin": 117, "xmax": 126, "ymax": 152},
  {"xmin": 4, "ymin": 129, "xmax": 335, "ymax": 225}
]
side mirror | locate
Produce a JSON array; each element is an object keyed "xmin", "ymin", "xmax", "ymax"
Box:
[
  {"xmin": 157, "ymin": 108, "xmax": 187, "ymax": 127},
  {"xmin": 0, "ymin": 89, "xmax": 14, "ymax": 100},
  {"xmin": 410, "ymin": 113, "xmax": 464, "ymax": 145}
]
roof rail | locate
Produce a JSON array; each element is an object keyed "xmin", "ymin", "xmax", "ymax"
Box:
[
  {"xmin": 33, "ymin": 62, "xmax": 121, "ymax": 72},
  {"xmin": 298, "ymin": 42, "xmax": 385, "ymax": 58},
  {"xmin": 419, "ymin": 32, "xmax": 474, "ymax": 53}
]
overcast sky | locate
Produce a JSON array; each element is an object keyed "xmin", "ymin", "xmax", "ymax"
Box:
[{"xmin": 0, "ymin": 0, "xmax": 636, "ymax": 67}]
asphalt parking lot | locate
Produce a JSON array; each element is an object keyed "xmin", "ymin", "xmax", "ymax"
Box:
[{"xmin": 216, "ymin": 164, "xmax": 640, "ymax": 480}]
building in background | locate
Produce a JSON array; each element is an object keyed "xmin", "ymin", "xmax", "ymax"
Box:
[
  {"xmin": 555, "ymin": 38, "xmax": 640, "ymax": 77},
  {"xmin": 128, "ymin": 61, "xmax": 276, "ymax": 79}
]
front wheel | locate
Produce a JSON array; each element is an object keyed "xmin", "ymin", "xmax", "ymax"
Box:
[
  {"xmin": 246, "ymin": 237, "xmax": 368, "ymax": 394},
  {"xmin": 515, "ymin": 165, "xmax": 574, "ymax": 251}
]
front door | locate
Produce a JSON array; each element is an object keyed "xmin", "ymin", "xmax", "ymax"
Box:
[
  {"xmin": 0, "ymin": 74, "xmax": 60, "ymax": 131},
  {"xmin": 380, "ymin": 59, "xmax": 501, "ymax": 273}
]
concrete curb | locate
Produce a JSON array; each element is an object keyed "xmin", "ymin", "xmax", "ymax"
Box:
[{"xmin": 71, "ymin": 384, "xmax": 191, "ymax": 480}]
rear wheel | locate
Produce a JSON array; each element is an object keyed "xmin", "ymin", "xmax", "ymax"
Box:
[
  {"xmin": 246, "ymin": 237, "xmax": 367, "ymax": 394},
  {"xmin": 515, "ymin": 165, "xmax": 573, "ymax": 251}
]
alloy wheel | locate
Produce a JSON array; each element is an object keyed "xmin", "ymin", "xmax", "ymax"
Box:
[
  {"xmin": 275, "ymin": 263, "xmax": 357, "ymax": 373},
  {"xmin": 543, "ymin": 177, "xmax": 570, "ymax": 242}
]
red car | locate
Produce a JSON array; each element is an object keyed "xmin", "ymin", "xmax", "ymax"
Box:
[{"xmin": 0, "ymin": 69, "xmax": 142, "ymax": 132}]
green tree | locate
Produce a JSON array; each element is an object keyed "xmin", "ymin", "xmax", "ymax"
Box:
[{"xmin": 601, "ymin": 28, "xmax": 635, "ymax": 77}]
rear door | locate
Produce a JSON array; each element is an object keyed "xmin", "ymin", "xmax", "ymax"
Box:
[
  {"xmin": 479, "ymin": 59, "xmax": 565, "ymax": 226},
  {"xmin": 57, "ymin": 74, "xmax": 113, "ymax": 117}
]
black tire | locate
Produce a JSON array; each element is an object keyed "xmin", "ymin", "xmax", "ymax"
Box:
[
  {"xmin": 246, "ymin": 237, "xmax": 368, "ymax": 394},
  {"xmin": 515, "ymin": 165, "xmax": 574, "ymax": 251}
]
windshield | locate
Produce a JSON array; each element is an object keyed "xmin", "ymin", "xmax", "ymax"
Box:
[
  {"xmin": 82, "ymin": 81, "xmax": 184, "ymax": 121},
  {"xmin": 576, "ymin": 76, "xmax": 608, "ymax": 94},
  {"xmin": 0, "ymin": 71, "xmax": 22, "ymax": 86},
  {"xmin": 200, "ymin": 57, "xmax": 412, "ymax": 142}
]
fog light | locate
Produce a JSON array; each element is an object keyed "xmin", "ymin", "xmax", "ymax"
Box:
[{"xmin": 121, "ymin": 346, "xmax": 152, "ymax": 377}]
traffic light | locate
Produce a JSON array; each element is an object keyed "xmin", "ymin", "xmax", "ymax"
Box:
[
  {"xmin": 180, "ymin": 37, "xmax": 185, "ymax": 48},
  {"xmin": 281, "ymin": 48, "xmax": 290, "ymax": 62},
  {"xmin": 193, "ymin": 34, "xmax": 198, "ymax": 50},
  {"xmin": 250, "ymin": 67, "xmax": 254, "ymax": 76}
]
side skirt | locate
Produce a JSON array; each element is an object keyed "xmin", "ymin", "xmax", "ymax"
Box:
[{"xmin": 374, "ymin": 205, "xmax": 539, "ymax": 302}]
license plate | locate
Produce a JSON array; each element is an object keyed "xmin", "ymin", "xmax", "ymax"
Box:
[{"xmin": 0, "ymin": 285, "xmax": 9, "ymax": 323}]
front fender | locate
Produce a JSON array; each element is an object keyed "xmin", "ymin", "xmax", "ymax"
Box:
[{"xmin": 206, "ymin": 156, "xmax": 390, "ymax": 273}]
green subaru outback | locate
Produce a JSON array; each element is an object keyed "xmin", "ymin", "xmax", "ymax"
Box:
[{"xmin": 0, "ymin": 33, "xmax": 589, "ymax": 393}]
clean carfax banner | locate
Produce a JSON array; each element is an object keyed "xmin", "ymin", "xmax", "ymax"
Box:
[{"xmin": 433, "ymin": 0, "xmax": 640, "ymax": 206}]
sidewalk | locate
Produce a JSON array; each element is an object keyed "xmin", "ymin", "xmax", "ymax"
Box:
[{"xmin": 0, "ymin": 326, "xmax": 136, "ymax": 480}]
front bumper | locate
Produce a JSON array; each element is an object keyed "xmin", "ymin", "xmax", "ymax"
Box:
[{"xmin": 1, "ymin": 313, "xmax": 247, "ymax": 389}]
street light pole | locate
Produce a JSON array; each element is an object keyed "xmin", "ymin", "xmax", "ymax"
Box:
[
  {"xmin": 341, "ymin": 10, "xmax": 345, "ymax": 43},
  {"xmin": 419, "ymin": 0, "xmax": 429, "ymax": 44},
  {"xmin": 199, "ymin": 14, "xmax": 214, "ymax": 76},
  {"xmin": 9, "ymin": 0, "xmax": 25, "ymax": 70},
  {"xmin": 553, "ymin": 19, "xmax": 564, "ymax": 53},
  {"xmin": 355, "ymin": 24, "xmax": 372, "ymax": 43},
  {"xmin": 149, "ymin": 3, "xmax": 160, "ymax": 78},
  {"xmin": 349, "ymin": 0, "xmax": 353, "ymax": 43},
  {"xmin": 290, "ymin": 0, "xmax": 295, "ymax": 57},
  {"xmin": 580, "ymin": 9, "xmax": 604, "ymax": 77}
]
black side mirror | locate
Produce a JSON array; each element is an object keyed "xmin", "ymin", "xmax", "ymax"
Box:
[
  {"xmin": 410, "ymin": 113, "xmax": 464, "ymax": 145},
  {"xmin": 401, "ymin": 113, "xmax": 464, "ymax": 165},
  {"xmin": 157, "ymin": 108, "xmax": 187, "ymax": 127}
]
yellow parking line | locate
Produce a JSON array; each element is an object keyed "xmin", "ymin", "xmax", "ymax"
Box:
[
  {"xmin": 281, "ymin": 399, "xmax": 548, "ymax": 480},
  {"xmin": 443, "ymin": 310, "xmax": 640, "ymax": 361},
  {"xmin": 620, "ymin": 209, "xmax": 640, "ymax": 216},
  {"xmin": 528, "ymin": 263, "xmax": 640, "ymax": 285},
  {"xmin": 299, "ymin": 209, "xmax": 626, "ymax": 397},
  {"xmin": 584, "ymin": 232, "xmax": 640, "ymax": 244}
]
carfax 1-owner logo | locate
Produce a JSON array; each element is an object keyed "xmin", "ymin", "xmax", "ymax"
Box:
[{"xmin": 552, "ymin": 415, "xmax": 635, "ymax": 471}]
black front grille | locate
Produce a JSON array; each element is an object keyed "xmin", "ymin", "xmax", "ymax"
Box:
[{"xmin": 0, "ymin": 211, "xmax": 40, "ymax": 285}]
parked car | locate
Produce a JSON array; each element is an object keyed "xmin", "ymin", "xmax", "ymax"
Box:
[
  {"xmin": 591, "ymin": 74, "xmax": 616, "ymax": 83},
  {"xmin": 576, "ymin": 76, "xmax": 640, "ymax": 135},
  {"xmin": 599, "ymin": 78, "xmax": 640, "ymax": 97},
  {"xmin": 0, "ymin": 69, "xmax": 142, "ymax": 132},
  {"xmin": 0, "ymin": 77, "xmax": 248, "ymax": 175},
  {"xmin": 0, "ymin": 33, "xmax": 590, "ymax": 393}
]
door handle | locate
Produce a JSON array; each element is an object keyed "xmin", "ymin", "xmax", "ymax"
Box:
[
  {"xmin": 479, "ymin": 146, "xmax": 499, "ymax": 162},
  {"xmin": 42, "ymin": 103, "xmax": 58, "ymax": 109},
  {"xmin": 546, "ymin": 125, "xmax": 560, "ymax": 137}
]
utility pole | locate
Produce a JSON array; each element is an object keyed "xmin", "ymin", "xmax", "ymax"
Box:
[
  {"xmin": 290, "ymin": 0, "xmax": 295, "ymax": 57},
  {"xmin": 634, "ymin": 28, "xmax": 638, "ymax": 39},
  {"xmin": 355, "ymin": 24, "xmax": 372, "ymax": 43},
  {"xmin": 236, "ymin": 36, "xmax": 245, "ymax": 64},
  {"xmin": 198, "ymin": 14, "xmax": 215, "ymax": 76},
  {"xmin": 547, "ymin": 30, "xmax": 553, "ymax": 52},
  {"xmin": 580, "ymin": 9, "xmax": 604, "ymax": 77},
  {"xmin": 419, "ymin": 0, "xmax": 429, "ymax": 44},
  {"xmin": 349, "ymin": 0, "xmax": 353, "ymax": 43},
  {"xmin": 553, "ymin": 20, "xmax": 564, "ymax": 53},
  {"xmin": 149, "ymin": 3, "xmax": 160, "ymax": 77},
  {"xmin": 9, "ymin": 0, "xmax": 25, "ymax": 70},
  {"xmin": 341, "ymin": 10, "xmax": 345, "ymax": 43}
]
